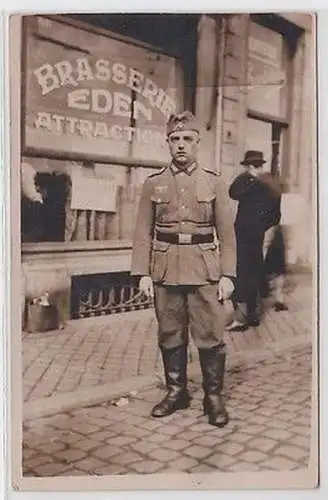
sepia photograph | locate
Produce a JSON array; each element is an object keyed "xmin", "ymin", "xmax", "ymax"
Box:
[{"xmin": 8, "ymin": 11, "xmax": 318, "ymax": 490}]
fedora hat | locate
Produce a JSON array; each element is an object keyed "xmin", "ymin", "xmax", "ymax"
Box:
[{"xmin": 240, "ymin": 150, "xmax": 266, "ymax": 166}]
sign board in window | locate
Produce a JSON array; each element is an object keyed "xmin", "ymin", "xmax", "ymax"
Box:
[
  {"xmin": 247, "ymin": 22, "xmax": 288, "ymax": 119},
  {"xmin": 24, "ymin": 16, "xmax": 184, "ymax": 164},
  {"xmin": 70, "ymin": 175, "xmax": 118, "ymax": 212}
]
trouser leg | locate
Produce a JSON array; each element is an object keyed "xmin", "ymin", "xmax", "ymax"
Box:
[
  {"xmin": 275, "ymin": 275, "xmax": 285, "ymax": 302},
  {"xmin": 187, "ymin": 283, "xmax": 224, "ymax": 349},
  {"xmin": 233, "ymin": 238, "xmax": 263, "ymax": 330},
  {"xmin": 259, "ymin": 264, "xmax": 270, "ymax": 298},
  {"xmin": 151, "ymin": 285, "xmax": 190, "ymax": 417},
  {"xmin": 273, "ymin": 275, "xmax": 288, "ymax": 311},
  {"xmin": 154, "ymin": 285, "xmax": 189, "ymax": 349},
  {"xmin": 246, "ymin": 292, "xmax": 260, "ymax": 326},
  {"xmin": 225, "ymin": 301, "xmax": 249, "ymax": 331},
  {"xmin": 245, "ymin": 254, "xmax": 264, "ymax": 326},
  {"xmin": 227, "ymin": 294, "xmax": 260, "ymax": 330},
  {"xmin": 187, "ymin": 284, "xmax": 229, "ymax": 427},
  {"xmin": 235, "ymin": 302, "xmax": 247, "ymax": 321}
]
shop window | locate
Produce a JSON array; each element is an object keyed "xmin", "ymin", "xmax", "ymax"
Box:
[
  {"xmin": 21, "ymin": 166, "xmax": 120, "ymax": 244},
  {"xmin": 21, "ymin": 15, "xmax": 198, "ymax": 246},
  {"xmin": 245, "ymin": 15, "xmax": 303, "ymax": 177},
  {"xmin": 20, "ymin": 157, "xmax": 158, "ymax": 244},
  {"xmin": 23, "ymin": 15, "xmax": 196, "ymax": 166}
]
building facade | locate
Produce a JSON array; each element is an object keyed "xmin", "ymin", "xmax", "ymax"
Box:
[{"xmin": 20, "ymin": 13, "xmax": 315, "ymax": 322}]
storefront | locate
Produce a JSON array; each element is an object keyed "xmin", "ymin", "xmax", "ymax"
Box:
[
  {"xmin": 219, "ymin": 13, "xmax": 315, "ymax": 268},
  {"xmin": 21, "ymin": 14, "xmax": 199, "ymax": 322},
  {"xmin": 20, "ymin": 13, "xmax": 315, "ymax": 323}
]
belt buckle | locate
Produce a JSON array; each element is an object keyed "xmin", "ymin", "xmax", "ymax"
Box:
[{"xmin": 178, "ymin": 233, "xmax": 192, "ymax": 244}]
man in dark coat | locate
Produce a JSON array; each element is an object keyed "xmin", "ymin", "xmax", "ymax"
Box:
[
  {"xmin": 130, "ymin": 111, "xmax": 236, "ymax": 427},
  {"xmin": 227, "ymin": 150, "xmax": 282, "ymax": 331}
]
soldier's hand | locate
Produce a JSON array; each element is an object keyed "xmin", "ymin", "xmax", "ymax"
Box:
[
  {"xmin": 218, "ymin": 276, "xmax": 235, "ymax": 301},
  {"xmin": 139, "ymin": 276, "xmax": 154, "ymax": 299}
]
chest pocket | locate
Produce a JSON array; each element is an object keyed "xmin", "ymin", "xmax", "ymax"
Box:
[
  {"xmin": 196, "ymin": 184, "xmax": 216, "ymax": 222},
  {"xmin": 151, "ymin": 192, "xmax": 170, "ymax": 221}
]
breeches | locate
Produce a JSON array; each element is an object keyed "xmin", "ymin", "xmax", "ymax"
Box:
[{"xmin": 154, "ymin": 283, "xmax": 225, "ymax": 349}]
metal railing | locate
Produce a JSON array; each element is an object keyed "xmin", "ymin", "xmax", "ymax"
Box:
[{"xmin": 71, "ymin": 273, "xmax": 154, "ymax": 319}]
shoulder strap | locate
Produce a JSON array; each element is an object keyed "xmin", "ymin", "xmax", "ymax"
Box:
[
  {"xmin": 148, "ymin": 166, "xmax": 168, "ymax": 179},
  {"xmin": 203, "ymin": 166, "xmax": 219, "ymax": 176}
]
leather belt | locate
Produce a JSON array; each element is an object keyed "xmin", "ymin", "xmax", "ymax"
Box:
[{"xmin": 156, "ymin": 231, "xmax": 214, "ymax": 245}]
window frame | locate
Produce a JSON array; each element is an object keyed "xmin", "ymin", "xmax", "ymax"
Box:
[
  {"xmin": 246, "ymin": 14, "xmax": 304, "ymax": 178},
  {"xmin": 20, "ymin": 155, "xmax": 141, "ymax": 251},
  {"xmin": 245, "ymin": 112, "xmax": 288, "ymax": 175},
  {"xmin": 247, "ymin": 18, "xmax": 291, "ymax": 122}
]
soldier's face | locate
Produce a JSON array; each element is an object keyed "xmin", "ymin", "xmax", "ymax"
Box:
[{"xmin": 167, "ymin": 130, "xmax": 199, "ymax": 166}]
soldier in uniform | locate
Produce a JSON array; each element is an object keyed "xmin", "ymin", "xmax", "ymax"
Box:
[{"xmin": 131, "ymin": 111, "xmax": 236, "ymax": 428}]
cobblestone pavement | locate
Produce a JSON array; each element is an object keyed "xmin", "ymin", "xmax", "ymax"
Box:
[
  {"xmin": 22, "ymin": 273, "xmax": 313, "ymax": 403},
  {"xmin": 23, "ymin": 342, "xmax": 313, "ymax": 477}
]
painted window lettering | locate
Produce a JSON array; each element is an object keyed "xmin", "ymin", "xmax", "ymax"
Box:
[
  {"xmin": 67, "ymin": 89, "xmax": 152, "ymax": 121},
  {"xmin": 33, "ymin": 111, "xmax": 166, "ymax": 146},
  {"xmin": 32, "ymin": 57, "xmax": 176, "ymax": 119}
]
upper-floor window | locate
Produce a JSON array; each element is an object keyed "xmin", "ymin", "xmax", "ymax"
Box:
[{"xmin": 247, "ymin": 20, "xmax": 289, "ymax": 120}]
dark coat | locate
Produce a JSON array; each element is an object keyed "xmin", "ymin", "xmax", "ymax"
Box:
[
  {"xmin": 229, "ymin": 172, "xmax": 282, "ymax": 234},
  {"xmin": 229, "ymin": 172, "xmax": 282, "ymax": 305}
]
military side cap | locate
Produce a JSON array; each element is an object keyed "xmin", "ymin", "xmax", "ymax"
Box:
[{"xmin": 166, "ymin": 111, "xmax": 200, "ymax": 136}]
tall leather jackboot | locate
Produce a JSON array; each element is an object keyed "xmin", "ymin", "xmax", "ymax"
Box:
[
  {"xmin": 198, "ymin": 345, "xmax": 229, "ymax": 428},
  {"xmin": 151, "ymin": 344, "xmax": 190, "ymax": 418}
]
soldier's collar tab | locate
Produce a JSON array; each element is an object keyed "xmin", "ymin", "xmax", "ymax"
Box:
[{"xmin": 170, "ymin": 161, "xmax": 197, "ymax": 175}]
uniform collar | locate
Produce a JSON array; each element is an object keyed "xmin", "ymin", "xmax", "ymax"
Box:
[{"xmin": 170, "ymin": 161, "xmax": 197, "ymax": 176}]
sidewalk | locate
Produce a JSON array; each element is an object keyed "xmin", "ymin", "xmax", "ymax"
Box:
[
  {"xmin": 22, "ymin": 272, "xmax": 314, "ymax": 418},
  {"xmin": 22, "ymin": 341, "xmax": 314, "ymax": 477},
  {"xmin": 21, "ymin": 272, "xmax": 316, "ymax": 479}
]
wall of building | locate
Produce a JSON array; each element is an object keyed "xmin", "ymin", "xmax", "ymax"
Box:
[
  {"xmin": 294, "ymin": 28, "xmax": 315, "ymax": 267},
  {"xmin": 218, "ymin": 13, "xmax": 315, "ymax": 269}
]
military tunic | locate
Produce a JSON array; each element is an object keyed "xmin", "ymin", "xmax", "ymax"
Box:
[{"xmin": 131, "ymin": 162, "xmax": 236, "ymax": 349}]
